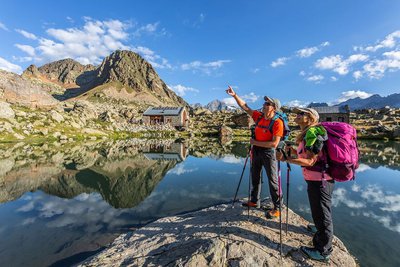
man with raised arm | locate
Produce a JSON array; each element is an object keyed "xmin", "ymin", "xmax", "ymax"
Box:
[{"xmin": 226, "ymin": 86, "xmax": 283, "ymax": 218}]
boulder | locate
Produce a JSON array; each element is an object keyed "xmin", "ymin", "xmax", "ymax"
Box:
[
  {"xmin": 0, "ymin": 101, "xmax": 15, "ymax": 120},
  {"xmin": 231, "ymin": 113, "xmax": 251, "ymax": 127},
  {"xmin": 72, "ymin": 100, "xmax": 98, "ymax": 120},
  {"xmin": 219, "ymin": 125, "xmax": 233, "ymax": 137},
  {"xmin": 50, "ymin": 110, "xmax": 64, "ymax": 123},
  {"xmin": 79, "ymin": 201, "xmax": 357, "ymax": 267}
]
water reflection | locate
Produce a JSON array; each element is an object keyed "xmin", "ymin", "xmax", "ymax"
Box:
[
  {"xmin": 0, "ymin": 139, "xmax": 399, "ymax": 267},
  {"xmin": 0, "ymin": 139, "xmax": 192, "ymax": 209},
  {"xmin": 0, "ymin": 139, "xmax": 398, "ymax": 208}
]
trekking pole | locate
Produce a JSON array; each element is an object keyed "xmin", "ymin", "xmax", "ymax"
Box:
[
  {"xmin": 285, "ymin": 149, "xmax": 291, "ymax": 235},
  {"xmin": 232, "ymin": 146, "xmax": 252, "ymax": 208},
  {"xmin": 278, "ymin": 160, "xmax": 283, "ymax": 257},
  {"xmin": 247, "ymin": 146, "xmax": 253, "ymax": 220}
]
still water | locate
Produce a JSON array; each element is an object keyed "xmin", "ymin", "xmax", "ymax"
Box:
[{"xmin": 0, "ymin": 139, "xmax": 399, "ymax": 267}]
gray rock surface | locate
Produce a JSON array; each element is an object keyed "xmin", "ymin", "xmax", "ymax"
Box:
[
  {"xmin": 0, "ymin": 101, "xmax": 15, "ymax": 120},
  {"xmin": 79, "ymin": 200, "xmax": 357, "ymax": 267}
]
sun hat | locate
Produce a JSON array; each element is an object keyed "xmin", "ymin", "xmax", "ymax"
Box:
[
  {"xmin": 293, "ymin": 107, "xmax": 320, "ymax": 121},
  {"xmin": 264, "ymin": 96, "xmax": 281, "ymax": 110}
]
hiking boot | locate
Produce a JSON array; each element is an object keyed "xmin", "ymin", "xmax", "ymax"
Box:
[
  {"xmin": 300, "ymin": 246, "xmax": 330, "ymax": 263},
  {"xmin": 307, "ymin": 224, "xmax": 317, "ymax": 234},
  {"xmin": 266, "ymin": 209, "xmax": 280, "ymax": 219},
  {"xmin": 242, "ymin": 201, "xmax": 259, "ymax": 208}
]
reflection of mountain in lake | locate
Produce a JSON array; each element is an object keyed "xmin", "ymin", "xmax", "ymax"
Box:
[
  {"xmin": 75, "ymin": 157, "xmax": 177, "ymax": 208},
  {"xmin": 358, "ymin": 140, "xmax": 400, "ymax": 170},
  {"xmin": 0, "ymin": 140, "xmax": 187, "ymax": 208}
]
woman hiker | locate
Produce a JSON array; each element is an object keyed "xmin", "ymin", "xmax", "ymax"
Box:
[
  {"xmin": 277, "ymin": 107, "xmax": 333, "ymax": 262},
  {"xmin": 226, "ymin": 86, "xmax": 283, "ymax": 218}
]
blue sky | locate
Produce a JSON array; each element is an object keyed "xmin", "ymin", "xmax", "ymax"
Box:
[{"xmin": 1, "ymin": 0, "xmax": 400, "ymax": 107}]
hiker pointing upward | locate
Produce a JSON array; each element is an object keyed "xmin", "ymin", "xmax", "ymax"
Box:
[{"xmin": 226, "ymin": 86, "xmax": 283, "ymax": 218}]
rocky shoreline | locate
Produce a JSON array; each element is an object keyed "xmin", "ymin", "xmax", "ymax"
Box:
[
  {"xmin": 1, "ymin": 100, "xmax": 400, "ymax": 143},
  {"xmin": 78, "ymin": 200, "xmax": 357, "ymax": 267}
]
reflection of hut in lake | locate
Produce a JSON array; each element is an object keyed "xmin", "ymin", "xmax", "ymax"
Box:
[
  {"xmin": 142, "ymin": 107, "xmax": 189, "ymax": 129},
  {"xmin": 313, "ymin": 105, "xmax": 350, "ymax": 123},
  {"xmin": 143, "ymin": 142, "xmax": 188, "ymax": 162}
]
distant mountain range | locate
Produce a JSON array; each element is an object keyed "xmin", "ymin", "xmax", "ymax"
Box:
[
  {"xmin": 307, "ymin": 93, "xmax": 400, "ymax": 110},
  {"xmin": 336, "ymin": 93, "xmax": 400, "ymax": 110},
  {"xmin": 192, "ymin": 99, "xmax": 237, "ymax": 112}
]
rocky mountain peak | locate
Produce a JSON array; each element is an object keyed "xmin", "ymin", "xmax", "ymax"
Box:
[
  {"xmin": 95, "ymin": 50, "xmax": 187, "ymax": 106},
  {"xmin": 36, "ymin": 58, "xmax": 96, "ymax": 85},
  {"xmin": 22, "ymin": 64, "xmax": 41, "ymax": 78},
  {"xmin": 95, "ymin": 50, "xmax": 152, "ymax": 88}
]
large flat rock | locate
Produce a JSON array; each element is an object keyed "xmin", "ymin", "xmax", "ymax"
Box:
[{"xmin": 79, "ymin": 200, "xmax": 357, "ymax": 266}]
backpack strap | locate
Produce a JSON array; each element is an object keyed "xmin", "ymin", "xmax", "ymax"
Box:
[
  {"xmin": 267, "ymin": 114, "xmax": 279, "ymax": 133},
  {"xmin": 254, "ymin": 114, "xmax": 270, "ymax": 129}
]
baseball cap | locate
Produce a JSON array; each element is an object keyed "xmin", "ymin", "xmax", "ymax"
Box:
[
  {"xmin": 293, "ymin": 107, "xmax": 320, "ymax": 121},
  {"xmin": 264, "ymin": 96, "xmax": 281, "ymax": 110}
]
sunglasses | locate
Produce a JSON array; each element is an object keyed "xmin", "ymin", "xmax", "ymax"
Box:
[
  {"xmin": 263, "ymin": 102, "xmax": 274, "ymax": 107},
  {"xmin": 297, "ymin": 112, "xmax": 307, "ymax": 116}
]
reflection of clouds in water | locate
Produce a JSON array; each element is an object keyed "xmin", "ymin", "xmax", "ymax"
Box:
[
  {"xmin": 16, "ymin": 193, "xmax": 128, "ymax": 230},
  {"xmin": 168, "ymin": 163, "xmax": 198, "ymax": 175},
  {"xmin": 361, "ymin": 184, "xmax": 400, "ymax": 212},
  {"xmin": 21, "ymin": 217, "xmax": 36, "ymax": 225},
  {"xmin": 333, "ymin": 188, "xmax": 366, "ymax": 209},
  {"xmin": 219, "ymin": 155, "xmax": 244, "ymax": 164},
  {"xmin": 351, "ymin": 183, "xmax": 361, "ymax": 192},
  {"xmin": 333, "ymin": 184, "xmax": 400, "ymax": 233},
  {"xmin": 134, "ymin": 187, "xmax": 223, "ymax": 213},
  {"xmin": 362, "ymin": 211, "xmax": 400, "ymax": 233},
  {"xmin": 297, "ymin": 204, "xmax": 311, "ymax": 213},
  {"xmin": 356, "ymin": 164, "xmax": 371, "ymax": 173},
  {"xmin": 17, "ymin": 201, "xmax": 35, "ymax": 212}
]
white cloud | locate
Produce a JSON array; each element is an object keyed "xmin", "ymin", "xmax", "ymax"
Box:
[
  {"xmin": 15, "ymin": 29, "xmax": 37, "ymax": 40},
  {"xmin": 297, "ymin": 46, "xmax": 319, "ymax": 58},
  {"xmin": 338, "ymin": 90, "xmax": 372, "ymax": 103},
  {"xmin": 168, "ymin": 84, "xmax": 199, "ymax": 96},
  {"xmin": 321, "ymin": 41, "xmax": 330, "ymax": 47},
  {"xmin": 133, "ymin": 22, "xmax": 166, "ymax": 37},
  {"xmin": 242, "ymin": 92, "xmax": 260, "ymax": 103},
  {"xmin": 299, "ymin": 70, "xmax": 306, "ymax": 76},
  {"xmin": 363, "ymin": 30, "xmax": 400, "ymax": 52},
  {"xmin": 315, "ymin": 55, "xmax": 342, "ymax": 70},
  {"xmin": 285, "ymin": 100, "xmax": 310, "ymax": 108},
  {"xmin": 14, "ymin": 18, "xmax": 170, "ymax": 69},
  {"xmin": 306, "ymin": 74, "xmax": 324, "ymax": 83},
  {"xmin": 181, "ymin": 59, "xmax": 231, "ymax": 75},
  {"xmin": 132, "ymin": 46, "xmax": 171, "ymax": 69},
  {"xmin": 0, "ymin": 57, "xmax": 22, "ymax": 73},
  {"xmin": 0, "ymin": 22, "xmax": 9, "ymax": 31},
  {"xmin": 271, "ymin": 57, "xmax": 289, "ymax": 68},
  {"xmin": 315, "ymin": 54, "xmax": 369, "ymax": 75},
  {"xmin": 353, "ymin": 71, "xmax": 363, "ymax": 80},
  {"xmin": 362, "ymin": 50, "xmax": 400, "ymax": 79},
  {"xmin": 330, "ymin": 76, "xmax": 338, "ymax": 81},
  {"xmin": 14, "ymin": 44, "xmax": 36, "ymax": 56},
  {"xmin": 251, "ymin": 68, "xmax": 260, "ymax": 73}
]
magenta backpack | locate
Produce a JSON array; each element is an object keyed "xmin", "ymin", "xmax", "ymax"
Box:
[{"xmin": 320, "ymin": 122, "xmax": 359, "ymax": 182}]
